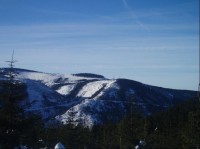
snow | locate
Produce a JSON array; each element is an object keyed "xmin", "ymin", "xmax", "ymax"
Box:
[
  {"xmin": 56, "ymin": 99, "xmax": 102, "ymax": 127},
  {"xmin": 54, "ymin": 142, "xmax": 65, "ymax": 149},
  {"xmin": 66, "ymin": 74, "xmax": 102, "ymax": 82},
  {"xmin": 56, "ymin": 95, "xmax": 128, "ymax": 127},
  {"xmin": 134, "ymin": 140, "xmax": 146, "ymax": 149},
  {"xmin": 16, "ymin": 70, "xmax": 118, "ymax": 125},
  {"xmin": 2, "ymin": 68, "xmax": 192, "ymax": 128},
  {"xmin": 135, "ymin": 145, "xmax": 140, "ymax": 149},
  {"xmin": 77, "ymin": 80, "xmax": 116, "ymax": 98},
  {"xmin": 17, "ymin": 72, "xmax": 63, "ymax": 87},
  {"xmin": 139, "ymin": 140, "xmax": 146, "ymax": 146},
  {"xmin": 24, "ymin": 79, "xmax": 59, "ymax": 105},
  {"xmin": 55, "ymin": 79, "xmax": 120, "ymax": 127},
  {"xmin": 19, "ymin": 77, "xmax": 66, "ymax": 120},
  {"xmin": 57, "ymin": 84, "xmax": 75, "ymax": 95},
  {"xmin": 17, "ymin": 71, "xmax": 103, "ymax": 89}
]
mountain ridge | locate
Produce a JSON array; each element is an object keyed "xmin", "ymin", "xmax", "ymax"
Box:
[{"xmin": 0, "ymin": 68, "xmax": 196, "ymax": 127}]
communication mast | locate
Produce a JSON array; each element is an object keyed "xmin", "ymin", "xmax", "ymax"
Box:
[
  {"xmin": 198, "ymin": 83, "xmax": 200, "ymax": 102},
  {"xmin": 198, "ymin": 8, "xmax": 200, "ymax": 102},
  {"xmin": 198, "ymin": 47, "xmax": 200, "ymax": 101},
  {"xmin": 5, "ymin": 50, "xmax": 17, "ymax": 83}
]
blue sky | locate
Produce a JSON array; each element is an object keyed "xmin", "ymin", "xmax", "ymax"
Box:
[{"xmin": 0, "ymin": 0, "xmax": 199, "ymax": 90}]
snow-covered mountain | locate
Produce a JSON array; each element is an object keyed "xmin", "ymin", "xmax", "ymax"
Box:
[{"xmin": 0, "ymin": 68, "xmax": 196, "ymax": 127}]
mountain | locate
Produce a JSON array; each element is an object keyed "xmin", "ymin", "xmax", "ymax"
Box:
[{"xmin": 0, "ymin": 68, "xmax": 196, "ymax": 127}]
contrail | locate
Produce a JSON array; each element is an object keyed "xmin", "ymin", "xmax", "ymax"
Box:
[
  {"xmin": 122, "ymin": 0, "xmax": 149, "ymax": 31},
  {"xmin": 122, "ymin": 0, "xmax": 130, "ymax": 9}
]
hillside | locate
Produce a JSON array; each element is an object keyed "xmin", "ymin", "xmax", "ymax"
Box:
[{"xmin": 0, "ymin": 68, "xmax": 196, "ymax": 127}]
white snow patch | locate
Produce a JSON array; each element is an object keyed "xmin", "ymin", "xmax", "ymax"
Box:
[
  {"xmin": 57, "ymin": 85, "xmax": 75, "ymax": 95},
  {"xmin": 66, "ymin": 74, "xmax": 102, "ymax": 82},
  {"xmin": 54, "ymin": 142, "xmax": 65, "ymax": 149},
  {"xmin": 77, "ymin": 80, "xmax": 116, "ymax": 98},
  {"xmin": 17, "ymin": 72, "xmax": 63, "ymax": 87},
  {"xmin": 17, "ymin": 71, "xmax": 103, "ymax": 88},
  {"xmin": 56, "ymin": 98, "xmax": 103, "ymax": 127},
  {"xmin": 21, "ymin": 78, "xmax": 61, "ymax": 115}
]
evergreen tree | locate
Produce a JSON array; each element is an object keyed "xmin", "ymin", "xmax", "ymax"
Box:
[{"xmin": 0, "ymin": 53, "xmax": 44, "ymax": 148}]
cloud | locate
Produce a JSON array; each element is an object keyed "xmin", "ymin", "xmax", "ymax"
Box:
[{"xmin": 0, "ymin": 22, "xmax": 198, "ymax": 61}]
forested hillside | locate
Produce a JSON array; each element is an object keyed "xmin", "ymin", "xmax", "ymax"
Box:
[{"xmin": 40, "ymin": 97, "xmax": 200, "ymax": 149}]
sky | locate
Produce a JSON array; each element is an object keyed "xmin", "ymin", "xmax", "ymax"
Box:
[{"xmin": 0, "ymin": 0, "xmax": 199, "ymax": 90}]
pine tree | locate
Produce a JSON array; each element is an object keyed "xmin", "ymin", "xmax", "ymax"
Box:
[
  {"xmin": 0, "ymin": 52, "xmax": 44, "ymax": 148},
  {"xmin": 0, "ymin": 51, "xmax": 24, "ymax": 148}
]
